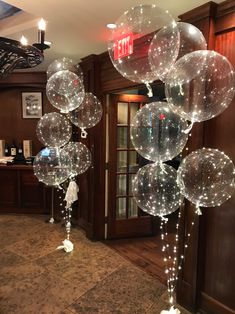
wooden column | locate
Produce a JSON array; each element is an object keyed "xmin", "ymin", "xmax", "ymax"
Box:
[{"xmin": 78, "ymin": 54, "xmax": 106, "ymax": 240}]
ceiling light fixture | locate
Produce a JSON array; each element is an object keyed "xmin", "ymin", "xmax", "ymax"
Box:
[{"xmin": 0, "ymin": 18, "xmax": 50, "ymax": 79}]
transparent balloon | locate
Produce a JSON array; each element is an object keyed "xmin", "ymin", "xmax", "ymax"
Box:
[
  {"xmin": 149, "ymin": 22, "xmax": 206, "ymax": 82},
  {"xmin": 36, "ymin": 112, "xmax": 72, "ymax": 148},
  {"xmin": 108, "ymin": 4, "xmax": 179, "ymax": 84},
  {"xmin": 130, "ymin": 102, "xmax": 188, "ymax": 162},
  {"xmin": 177, "ymin": 22, "xmax": 207, "ymax": 58},
  {"xmin": 46, "ymin": 70, "xmax": 85, "ymax": 113},
  {"xmin": 62, "ymin": 142, "xmax": 92, "ymax": 177},
  {"xmin": 68, "ymin": 93, "xmax": 103, "ymax": 130},
  {"xmin": 165, "ymin": 50, "xmax": 235, "ymax": 122},
  {"xmin": 33, "ymin": 147, "xmax": 71, "ymax": 186},
  {"xmin": 177, "ymin": 148, "xmax": 235, "ymax": 207},
  {"xmin": 47, "ymin": 57, "xmax": 83, "ymax": 80},
  {"xmin": 132, "ymin": 163, "xmax": 181, "ymax": 216}
]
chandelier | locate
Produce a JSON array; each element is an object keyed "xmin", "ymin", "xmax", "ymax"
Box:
[{"xmin": 0, "ymin": 18, "xmax": 50, "ymax": 78}]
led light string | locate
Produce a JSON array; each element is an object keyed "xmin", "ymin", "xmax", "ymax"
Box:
[
  {"xmin": 160, "ymin": 217, "xmax": 173, "ymax": 303},
  {"xmin": 57, "ymin": 185, "xmax": 72, "ymax": 240},
  {"xmin": 160, "ymin": 204, "xmax": 198, "ymax": 309}
]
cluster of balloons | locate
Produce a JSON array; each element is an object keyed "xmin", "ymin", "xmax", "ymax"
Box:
[
  {"xmin": 108, "ymin": 4, "xmax": 235, "ymax": 217},
  {"xmin": 33, "ymin": 57, "xmax": 102, "ymax": 187}
]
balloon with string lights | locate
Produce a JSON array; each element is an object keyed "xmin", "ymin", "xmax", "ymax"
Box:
[
  {"xmin": 36, "ymin": 112, "xmax": 72, "ymax": 148},
  {"xmin": 165, "ymin": 50, "xmax": 235, "ymax": 122},
  {"xmin": 47, "ymin": 57, "xmax": 83, "ymax": 80},
  {"xmin": 68, "ymin": 93, "xmax": 103, "ymax": 136},
  {"xmin": 33, "ymin": 147, "xmax": 71, "ymax": 186},
  {"xmin": 46, "ymin": 70, "xmax": 85, "ymax": 113},
  {"xmin": 177, "ymin": 148, "xmax": 235, "ymax": 209},
  {"xmin": 149, "ymin": 22, "xmax": 207, "ymax": 82},
  {"xmin": 176, "ymin": 22, "xmax": 207, "ymax": 58},
  {"xmin": 62, "ymin": 142, "xmax": 92, "ymax": 177},
  {"xmin": 132, "ymin": 162, "xmax": 181, "ymax": 217},
  {"xmin": 108, "ymin": 4, "xmax": 179, "ymax": 91},
  {"xmin": 130, "ymin": 102, "xmax": 188, "ymax": 162}
]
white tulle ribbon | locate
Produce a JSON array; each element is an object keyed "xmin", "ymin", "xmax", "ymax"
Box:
[
  {"xmin": 182, "ymin": 121, "xmax": 194, "ymax": 134},
  {"xmin": 160, "ymin": 306, "xmax": 181, "ymax": 314},
  {"xmin": 56, "ymin": 239, "xmax": 74, "ymax": 252},
  {"xmin": 64, "ymin": 180, "xmax": 79, "ymax": 209},
  {"xmin": 195, "ymin": 203, "xmax": 202, "ymax": 215},
  {"xmin": 146, "ymin": 82, "xmax": 153, "ymax": 97}
]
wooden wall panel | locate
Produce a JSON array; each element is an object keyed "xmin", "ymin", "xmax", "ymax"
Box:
[
  {"xmin": 215, "ymin": 31, "xmax": 235, "ymax": 65},
  {"xmin": 198, "ymin": 27, "xmax": 235, "ymax": 313},
  {"xmin": 177, "ymin": 2, "xmax": 235, "ymax": 313},
  {"xmin": 0, "ymin": 87, "xmax": 52, "ymax": 155},
  {"xmin": 78, "ymin": 55, "xmax": 106, "ymax": 239},
  {"xmin": 0, "ymin": 72, "xmax": 53, "ymax": 156}
]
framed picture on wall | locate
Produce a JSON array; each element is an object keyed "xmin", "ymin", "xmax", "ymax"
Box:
[{"xmin": 22, "ymin": 92, "xmax": 43, "ymax": 118}]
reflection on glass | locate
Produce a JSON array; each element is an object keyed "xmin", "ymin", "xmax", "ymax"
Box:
[
  {"xmin": 117, "ymin": 174, "xmax": 126, "ymax": 196},
  {"xmin": 117, "ymin": 127, "xmax": 127, "ymax": 148},
  {"xmin": 116, "ymin": 197, "xmax": 126, "ymax": 219},
  {"xmin": 117, "ymin": 151, "xmax": 127, "ymax": 172},
  {"xmin": 128, "ymin": 174, "xmax": 136, "ymax": 196},
  {"xmin": 129, "ymin": 151, "xmax": 139, "ymax": 172},
  {"xmin": 118, "ymin": 102, "xmax": 128, "ymax": 125},
  {"xmin": 128, "ymin": 197, "xmax": 138, "ymax": 217},
  {"xmin": 130, "ymin": 102, "xmax": 139, "ymax": 123}
]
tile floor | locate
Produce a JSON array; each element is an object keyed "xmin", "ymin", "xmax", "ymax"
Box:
[{"xmin": 0, "ymin": 214, "xmax": 191, "ymax": 314}]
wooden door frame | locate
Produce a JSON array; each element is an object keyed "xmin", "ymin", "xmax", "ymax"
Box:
[{"xmin": 107, "ymin": 93, "xmax": 158, "ymax": 239}]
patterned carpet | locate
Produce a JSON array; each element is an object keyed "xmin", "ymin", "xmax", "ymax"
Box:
[{"xmin": 0, "ymin": 215, "xmax": 191, "ymax": 314}]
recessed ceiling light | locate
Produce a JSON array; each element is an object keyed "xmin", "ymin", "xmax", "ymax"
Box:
[{"xmin": 106, "ymin": 23, "xmax": 116, "ymax": 29}]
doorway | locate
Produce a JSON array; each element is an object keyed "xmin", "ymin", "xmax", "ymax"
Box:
[{"xmin": 106, "ymin": 93, "xmax": 158, "ymax": 239}]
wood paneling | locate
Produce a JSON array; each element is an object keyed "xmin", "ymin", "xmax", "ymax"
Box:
[
  {"xmin": 78, "ymin": 54, "xmax": 106, "ymax": 240},
  {"xmin": 0, "ymin": 87, "xmax": 51, "ymax": 155},
  {"xmin": 197, "ymin": 27, "xmax": 235, "ymax": 313},
  {"xmin": 0, "ymin": 72, "xmax": 53, "ymax": 156},
  {"xmin": 20, "ymin": 170, "xmax": 45, "ymax": 209},
  {"xmin": 0, "ymin": 165, "xmax": 46, "ymax": 214},
  {"xmin": 177, "ymin": 1, "xmax": 235, "ymax": 314},
  {"xmin": 0, "ymin": 168, "xmax": 18, "ymax": 208}
]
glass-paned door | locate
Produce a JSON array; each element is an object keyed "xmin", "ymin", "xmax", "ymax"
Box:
[{"xmin": 107, "ymin": 94, "xmax": 156, "ymax": 239}]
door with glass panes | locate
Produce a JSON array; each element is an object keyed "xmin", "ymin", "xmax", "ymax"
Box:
[{"xmin": 107, "ymin": 94, "xmax": 156, "ymax": 239}]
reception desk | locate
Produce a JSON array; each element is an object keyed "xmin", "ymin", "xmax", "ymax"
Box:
[{"xmin": 0, "ymin": 164, "xmax": 50, "ymax": 214}]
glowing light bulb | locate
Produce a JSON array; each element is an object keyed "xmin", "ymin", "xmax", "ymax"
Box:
[
  {"xmin": 38, "ymin": 18, "xmax": 46, "ymax": 31},
  {"xmin": 20, "ymin": 35, "xmax": 28, "ymax": 46}
]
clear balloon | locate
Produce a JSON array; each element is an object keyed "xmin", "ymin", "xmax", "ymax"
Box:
[
  {"xmin": 108, "ymin": 4, "xmax": 179, "ymax": 84},
  {"xmin": 149, "ymin": 22, "xmax": 206, "ymax": 81},
  {"xmin": 132, "ymin": 163, "xmax": 181, "ymax": 216},
  {"xmin": 165, "ymin": 50, "xmax": 235, "ymax": 122},
  {"xmin": 130, "ymin": 102, "xmax": 188, "ymax": 162},
  {"xmin": 62, "ymin": 142, "xmax": 92, "ymax": 176},
  {"xmin": 47, "ymin": 57, "xmax": 83, "ymax": 80},
  {"xmin": 177, "ymin": 148, "xmax": 235, "ymax": 207},
  {"xmin": 176, "ymin": 22, "xmax": 207, "ymax": 58},
  {"xmin": 36, "ymin": 112, "xmax": 72, "ymax": 148},
  {"xmin": 46, "ymin": 70, "xmax": 85, "ymax": 113},
  {"xmin": 33, "ymin": 147, "xmax": 71, "ymax": 186},
  {"xmin": 68, "ymin": 93, "xmax": 103, "ymax": 130}
]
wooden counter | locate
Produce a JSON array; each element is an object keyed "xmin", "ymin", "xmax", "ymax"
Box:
[{"xmin": 0, "ymin": 164, "xmax": 48, "ymax": 214}]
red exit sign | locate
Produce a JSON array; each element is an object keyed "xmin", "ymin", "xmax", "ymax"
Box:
[{"xmin": 114, "ymin": 33, "xmax": 133, "ymax": 60}]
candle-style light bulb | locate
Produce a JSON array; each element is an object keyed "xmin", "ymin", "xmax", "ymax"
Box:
[
  {"xmin": 38, "ymin": 18, "xmax": 46, "ymax": 31},
  {"xmin": 38, "ymin": 18, "xmax": 46, "ymax": 45},
  {"xmin": 20, "ymin": 35, "xmax": 28, "ymax": 46}
]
